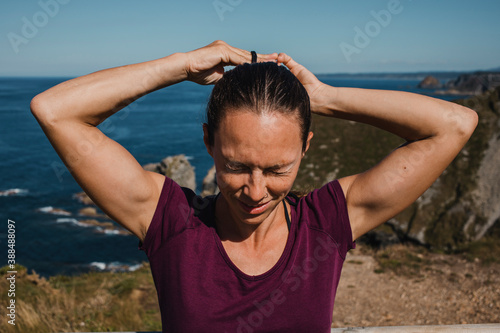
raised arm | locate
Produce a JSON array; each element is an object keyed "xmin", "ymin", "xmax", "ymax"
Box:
[
  {"xmin": 277, "ymin": 53, "xmax": 478, "ymax": 241},
  {"xmin": 31, "ymin": 41, "xmax": 277, "ymax": 241}
]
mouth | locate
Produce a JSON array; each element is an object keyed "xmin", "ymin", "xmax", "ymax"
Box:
[{"xmin": 238, "ymin": 199, "xmax": 272, "ymax": 215}]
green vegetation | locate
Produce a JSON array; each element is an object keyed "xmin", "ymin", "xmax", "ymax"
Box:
[
  {"xmin": 294, "ymin": 115, "xmax": 403, "ymax": 191},
  {"xmin": 453, "ymin": 237, "xmax": 500, "ymax": 265},
  {"xmin": 372, "ymin": 244, "xmax": 430, "ymax": 276},
  {"xmin": 0, "ymin": 264, "xmax": 161, "ymax": 333}
]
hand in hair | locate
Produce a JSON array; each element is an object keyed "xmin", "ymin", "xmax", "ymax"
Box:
[
  {"xmin": 185, "ymin": 40, "xmax": 278, "ymax": 85},
  {"xmin": 277, "ymin": 53, "xmax": 330, "ymax": 115}
]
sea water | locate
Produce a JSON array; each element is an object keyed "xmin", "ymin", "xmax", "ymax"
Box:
[{"xmin": 0, "ymin": 75, "xmax": 468, "ymax": 277}]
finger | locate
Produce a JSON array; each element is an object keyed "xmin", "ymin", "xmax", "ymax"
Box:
[
  {"xmin": 277, "ymin": 53, "xmax": 300, "ymax": 69},
  {"xmin": 254, "ymin": 52, "xmax": 279, "ymax": 63},
  {"xmin": 224, "ymin": 43, "xmax": 277, "ymax": 66},
  {"xmin": 236, "ymin": 50, "xmax": 278, "ymax": 65},
  {"xmin": 277, "ymin": 53, "xmax": 309, "ymax": 76}
]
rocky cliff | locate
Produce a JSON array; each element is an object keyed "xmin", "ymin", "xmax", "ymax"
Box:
[
  {"xmin": 442, "ymin": 72, "xmax": 500, "ymax": 95},
  {"xmin": 418, "ymin": 75, "xmax": 441, "ymax": 89},
  {"xmin": 294, "ymin": 86, "xmax": 500, "ymax": 250},
  {"xmin": 143, "ymin": 154, "xmax": 196, "ymax": 191}
]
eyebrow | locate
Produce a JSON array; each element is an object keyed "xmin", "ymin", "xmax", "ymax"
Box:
[{"xmin": 225, "ymin": 159, "xmax": 295, "ymax": 170}]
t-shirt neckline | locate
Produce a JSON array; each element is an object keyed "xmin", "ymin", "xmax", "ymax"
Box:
[{"xmin": 210, "ymin": 195, "xmax": 297, "ymax": 281}]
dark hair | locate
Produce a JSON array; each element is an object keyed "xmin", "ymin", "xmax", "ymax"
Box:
[{"xmin": 206, "ymin": 62, "xmax": 311, "ymax": 151}]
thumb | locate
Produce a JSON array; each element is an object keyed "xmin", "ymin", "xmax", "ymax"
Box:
[{"xmin": 277, "ymin": 53, "xmax": 305, "ymax": 74}]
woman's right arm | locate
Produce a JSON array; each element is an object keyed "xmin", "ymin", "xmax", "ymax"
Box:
[{"xmin": 31, "ymin": 40, "xmax": 277, "ymax": 241}]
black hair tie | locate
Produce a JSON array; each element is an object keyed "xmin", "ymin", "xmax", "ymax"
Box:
[{"xmin": 250, "ymin": 51, "xmax": 257, "ymax": 64}]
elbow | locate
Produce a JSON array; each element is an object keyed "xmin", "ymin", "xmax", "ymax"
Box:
[
  {"xmin": 459, "ymin": 105, "xmax": 478, "ymax": 139},
  {"xmin": 30, "ymin": 93, "xmax": 58, "ymax": 127},
  {"xmin": 447, "ymin": 104, "xmax": 478, "ymax": 141},
  {"xmin": 30, "ymin": 93, "xmax": 43, "ymax": 117}
]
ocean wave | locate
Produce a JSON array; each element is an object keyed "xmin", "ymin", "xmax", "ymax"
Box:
[
  {"xmin": 99, "ymin": 228, "xmax": 125, "ymax": 235},
  {"xmin": 0, "ymin": 188, "xmax": 29, "ymax": 196},
  {"xmin": 56, "ymin": 217, "xmax": 130, "ymax": 235},
  {"xmin": 89, "ymin": 261, "xmax": 144, "ymax": 272},
  {"xmin": 56, "ymin": 218, "xmax": 92, "ymax": 227},
  {"xmin": 37, "ymin": 206, "xmax": 72, "ymax": 216}
]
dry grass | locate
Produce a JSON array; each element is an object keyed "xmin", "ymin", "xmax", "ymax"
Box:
[{"xmin": 0, "ymin": 264, "xmax": 161, "ymax": 333}]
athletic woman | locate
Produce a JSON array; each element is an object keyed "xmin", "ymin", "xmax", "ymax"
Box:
[{"xmin": 31, "ymin": 40, "xmax": 477, "ymax": 332}]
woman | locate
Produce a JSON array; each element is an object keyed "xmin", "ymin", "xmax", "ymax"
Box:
[{"xmin": 31, "ymin": 41, "xmax": 477, "ymax": 332}]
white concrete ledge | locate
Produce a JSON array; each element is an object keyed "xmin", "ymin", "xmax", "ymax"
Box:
[
  {"xmin": 80, "ymin": 324, "xmax": 500, "ymax": 333},
  {"xmin": 331, "ymin": 324, "xmax": 500, "ymax": 332}
]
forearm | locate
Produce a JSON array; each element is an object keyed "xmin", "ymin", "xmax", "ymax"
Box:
[
  {"xmin": 314, "ymin": 85, "xmax": 477, "ymax": 142},
  {"xmin": 31, "ymin": 52, "xmax": 187, "ymax": 126}
]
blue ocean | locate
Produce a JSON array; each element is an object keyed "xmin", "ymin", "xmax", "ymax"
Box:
[{"xmin": 0, "ymin": 75, "xmax": 467, "ymax": 277}]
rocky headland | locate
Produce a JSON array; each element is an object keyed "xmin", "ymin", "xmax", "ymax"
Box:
[
  {"xmin": 417, "ymin": 75, "xmax": 441, "ymax": 89},
  {"xmin": 423, "ymin": 71, "xmax": 500, "ymax": 95},
  {"xmin": 143, "ymin": 154, "xmax": 196, "ymax": 191},
  {"xmin": 296, "ymin": 85, "xmax": 500, "ymax": 250}
]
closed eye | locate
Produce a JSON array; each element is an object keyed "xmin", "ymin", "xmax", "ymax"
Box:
[
  {"xmin": 225, "ymin": 163, "xmax": 250, "ymax": 174},
  {"xmin": 265, "ymin": 169, "xmax": 290, "ymax": 176},
  {"xmin": 224, "ymin": 161, "xmax": 293, "ymax": 176},
  {"xmin": 226, "ymin": 168, "xmax": 246, "ymax": 173}
]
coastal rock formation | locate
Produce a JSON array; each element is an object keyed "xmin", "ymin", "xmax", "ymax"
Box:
[
  {"xmin": 200, "ymin": 165, "xmax": 219, "ymax": 197},
  {"xmin": 74, "ymin": 192, "xmax": 95, "ymax": 205},
  {"xmin": 78, "ymin": 207, "xmax": 110, "ymax": 219},
  {"xmin": 442, "ymin": 72, "xmax": 500, "ymax": 95},
  {"xmin": 37, "ymin": 206, "xmax": 71, "ymax": 216},
  {"xmin": 143, "ymin": 154, "xmax": 196, "ymax": 191},
  {"xmin": 294, "ymin": 86, "xmax": 500, "ymax": 250},
  {"xmin": 391, "ymin": 86, "xmax": 500, "ymax": 249},
  {"xmin": 78, "ymin": 219, "xmax": 130, "ymax": 235},
  {"xmin": 417, "ymin": 75, "xmax": 441, "ymax": 89}
]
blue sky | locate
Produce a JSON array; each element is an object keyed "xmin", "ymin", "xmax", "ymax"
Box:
[{"xmin": 1, "ymin": 0, "xmax": 499, "ymax": 76}]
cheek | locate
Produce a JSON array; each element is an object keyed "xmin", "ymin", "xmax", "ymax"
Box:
[
  {"xmin": 216, "ymin": 172, "xmax": 244, "ymax": 193},
  {"xmin": 270, "ymin": 167, "xmax": 301, "ymax": 196},
  {"xmin": 268, "ymin": 177, "xmax": 295, "ymax": 196}
]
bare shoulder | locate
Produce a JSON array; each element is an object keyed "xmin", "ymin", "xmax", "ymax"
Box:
[
  {"xmin": 149, "ymin": 171, "xmax": 167, "ymax": 191},
  {"xmin": 134, "ymin": 171, "xmax": 166, "ymax": 241},
  {"xmin": 337, "ymin": 174, "xmax": 358, "ymax": 201},
  {"xmin": 337, "ymin": 173, "xmax": 368, "ymax": 241}
]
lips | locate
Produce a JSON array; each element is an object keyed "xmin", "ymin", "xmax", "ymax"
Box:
[{"xmin": 238, "ymin": 199, "xmax": 272, "ymax": 214}]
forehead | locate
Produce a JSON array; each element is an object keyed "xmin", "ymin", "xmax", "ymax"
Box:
[{"xmin": 214, "ymin": 111, "xmax": 303, "ymax": 166}]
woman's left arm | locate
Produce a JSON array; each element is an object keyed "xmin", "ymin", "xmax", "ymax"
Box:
[{"xmin": 278, "ymin": 53, "xmax": 478, "ymax": 241}]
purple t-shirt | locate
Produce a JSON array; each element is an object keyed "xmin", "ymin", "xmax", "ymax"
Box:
[{"xmin": 139, "ymin": 177, "xmax": 355, "ymax": 332}]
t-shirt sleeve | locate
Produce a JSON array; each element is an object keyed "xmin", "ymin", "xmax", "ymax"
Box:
[
  {"xmin": 302, "ymin": 179, "xmax": 355, "ymax": 259},
  {"xmin": 138, "ymin": 176, "xmax": 196, "ymax": 258}
]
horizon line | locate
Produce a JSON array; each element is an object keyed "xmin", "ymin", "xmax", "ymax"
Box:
[{"xmin": 1, "ymin": 67, "xmax": 499, "ymax": 79}]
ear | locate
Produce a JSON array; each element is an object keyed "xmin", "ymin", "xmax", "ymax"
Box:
[
  {"xmin": 302, "ymin": 131, "xmax": 314, "ymax": 157},
  {"xmin": 203, "ymin": 123, "xmax": 214, "ymax": 157}
]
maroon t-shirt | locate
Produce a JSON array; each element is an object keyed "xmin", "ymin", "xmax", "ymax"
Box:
[{"xmin": 139, "ymin": 177, "xmax": 355, "ymax": 332}]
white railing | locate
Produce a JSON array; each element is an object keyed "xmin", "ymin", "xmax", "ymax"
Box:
[
  {"xmin": 331, "ymin": 324, "xmax": 500, "ymax": 332},
  {"xmin": 87, "ymin": 324, "xmax": 500, "ymax": 333}
]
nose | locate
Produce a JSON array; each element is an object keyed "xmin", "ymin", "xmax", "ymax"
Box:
[{"xmin": 243, "ymin": 172, "xmax": 268, "ymax": 203}]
